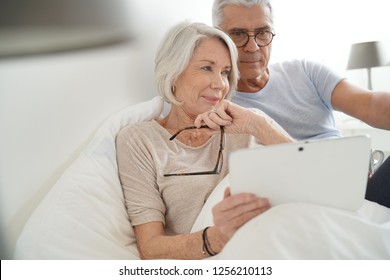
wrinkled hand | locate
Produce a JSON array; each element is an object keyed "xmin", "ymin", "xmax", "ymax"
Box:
[
  {"xmin": 194, "ymin": 100, "xmax": 254, "ymax": 134},
  {"xmin": 212, "ymin": 187, "xmax": 270, "ymax": 240}
]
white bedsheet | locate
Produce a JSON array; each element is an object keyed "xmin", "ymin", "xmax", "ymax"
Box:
[
  {"xmin": 192, "ymin": 175, "xmax": 390, "ymax": 259},
  {"xmin": 220, "ymin": 201, "xmax": 390, "ymax": 259}
]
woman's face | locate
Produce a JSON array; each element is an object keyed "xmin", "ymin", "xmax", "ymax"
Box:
[{"xmin": 174, "ymin": 37, "xmax": 232, "ymax": 117}]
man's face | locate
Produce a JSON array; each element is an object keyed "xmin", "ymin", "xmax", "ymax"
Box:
[{"xmin": 219, "ymin": 4, "xmax": 274, "ymax": 81}]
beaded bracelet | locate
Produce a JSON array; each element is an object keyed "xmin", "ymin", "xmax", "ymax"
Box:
[{"xmin": 202, "ymin": 227, "xmax": 217, "ymax": 256}]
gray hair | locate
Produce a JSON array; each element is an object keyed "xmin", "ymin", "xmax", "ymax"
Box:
[
  {"xmin": 212, "ymin": 0, "xmax": 274, "ymax": 28},
  {"xmin": 154, "ymin": 21, "xmax": 239, "ymax": 105}
]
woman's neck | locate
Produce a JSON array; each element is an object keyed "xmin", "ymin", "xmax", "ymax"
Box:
[
  {"xmin": 158, "ymin": 106, "xmax": 211, "ymax": 147},
  {"xmin": 159, "ymin": 106, "xmax": 196, "ymax": 130}
]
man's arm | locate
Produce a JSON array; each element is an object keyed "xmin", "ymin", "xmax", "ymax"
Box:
[{"xmin": 331, "ymin": 79, "xmax": 390, "ymax": 130}]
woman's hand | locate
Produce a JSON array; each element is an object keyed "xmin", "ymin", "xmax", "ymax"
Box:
[
  {"xmin": 212, "ymin": 187, "xmax": 270, "ymax": 240},
  {"xmin": 194, "ymin": 99, "xmax": 253, "ymax": 134},
  {"xmin": 194, "ymin": 99, "xmax": 294, "ymax": 145}
]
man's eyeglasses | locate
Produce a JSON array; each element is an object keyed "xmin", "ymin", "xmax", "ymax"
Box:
[
  {"xmin": 228, "ymin": 29, "xmax": 275, "ymax": 48},
  {"xmin": 164, "ymin": 125, "xmax": 225, "ymax": 177}
]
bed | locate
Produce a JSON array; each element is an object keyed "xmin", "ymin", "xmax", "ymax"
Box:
[{"xmin": 12, "ymin": 95, "xmax": 390, "ymax": 260}]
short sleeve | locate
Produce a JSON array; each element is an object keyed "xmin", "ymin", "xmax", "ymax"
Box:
[
  {"xmin": 302, "ymin": 60, "xmax": 344, "ymax": 110},
  {"xmin": 116, "ymin": 124, "xmax": 166, "ymax": 226}
]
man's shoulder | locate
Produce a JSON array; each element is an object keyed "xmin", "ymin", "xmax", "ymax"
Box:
[
  {"xmin": 270, "ymin": 58, "xmax": 312, "ymax": 68},
  {"xmin": 268, "ymin": 60, "xmax": 301, "ymax": 77},
  {"xmin": 270, "ymin": 59, "xmax": 326, "ymax": 74}
]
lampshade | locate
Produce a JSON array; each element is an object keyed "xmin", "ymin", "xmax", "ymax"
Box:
[
  {"xmin": 0, "ymin": 0, "xmax": 134, "ymax": 58},
  {"xmin": 347, "ymin": 41, "xmax": 388, "ymax": 70}
]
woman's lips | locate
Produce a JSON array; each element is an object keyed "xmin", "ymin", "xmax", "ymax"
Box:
[{"xmin": 203, "ymin": 96, "xmax": 221, "ymax": 103}]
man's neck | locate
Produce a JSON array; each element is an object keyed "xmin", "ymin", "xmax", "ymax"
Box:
[{"xmin": 237, "ymin": 70, "xmax": 269, "ymax": 93}]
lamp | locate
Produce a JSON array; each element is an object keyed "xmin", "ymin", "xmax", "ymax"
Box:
[{"xmin": 347, "ymin": 41, "xmax": 388, "ymax": 90}]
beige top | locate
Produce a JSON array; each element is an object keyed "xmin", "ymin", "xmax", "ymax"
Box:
[{"xmin": 116, "ymin": 120, "xmax": 257, "ymax": 235}]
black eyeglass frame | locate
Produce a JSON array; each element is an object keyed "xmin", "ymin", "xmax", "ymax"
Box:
[
  {"xmin": 163, "ymin": 125, "xmax": 225, "ymax": 177},
  {"xmin": 229, "ymin": 30, "xmax": 275, "ymax": 48}
]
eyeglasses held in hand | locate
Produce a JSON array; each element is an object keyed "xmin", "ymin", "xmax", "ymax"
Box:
[
  {"xmin": 164, "ymin": 125, "xmax": 225, "ymax": 177},
  {"xmin": 228, "ymin": 29, "xmax": 275, "ymax": 48}
]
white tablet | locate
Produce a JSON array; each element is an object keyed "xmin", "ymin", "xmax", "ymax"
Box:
[{"xmin": 229, "ymin": 135, "xmax": 371, "ymax": 211}]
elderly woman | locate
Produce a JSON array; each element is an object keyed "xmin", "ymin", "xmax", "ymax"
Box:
[{"xmin": 116, "ymin": 21, "xmax": 293, "ymax": 260}]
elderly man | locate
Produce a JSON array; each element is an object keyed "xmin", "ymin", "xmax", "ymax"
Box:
[
  {"xmin": 212, "ymin": 0, "xmax": 390, "ymax": 207},
  {"xmin": 212, "ymin": 0, "xmax": 390, "ymax": 141}
]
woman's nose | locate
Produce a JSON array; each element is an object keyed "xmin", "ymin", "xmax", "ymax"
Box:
[{"xmin": 211, "ymin": 74, "xmax": 225, "ymax": 89}]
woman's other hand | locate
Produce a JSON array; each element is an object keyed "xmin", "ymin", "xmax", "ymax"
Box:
[{"xmin": 212, "ymin": 187, "xmax": 270, "ymax": 240}]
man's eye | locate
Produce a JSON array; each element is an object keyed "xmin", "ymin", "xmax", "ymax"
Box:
[{"xmin": 231, "ymin": 31, "xmax": 244, "ymax": 37}]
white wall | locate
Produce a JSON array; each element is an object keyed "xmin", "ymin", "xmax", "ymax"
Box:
[
  {"xmin": 271, "ymin": 0, "xmax": 390, "ymax": 69},
  {"xmin": 1, "ymin": 0, "xmax": 389, "ymax": 259}
]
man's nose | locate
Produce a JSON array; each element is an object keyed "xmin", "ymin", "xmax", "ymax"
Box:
[{"xmin": 244, "ymin": 35, "xmax": 260, "ymax": 51}]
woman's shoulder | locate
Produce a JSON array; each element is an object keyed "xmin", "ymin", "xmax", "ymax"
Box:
[{"xmin": 117, "ymin": 120, "xmax": 161, "ymax": 141}]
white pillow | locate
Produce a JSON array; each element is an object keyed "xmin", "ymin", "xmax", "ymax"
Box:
[{"xmin": 14, "ymin": 96, "xmax": 164, "ymax": 259}]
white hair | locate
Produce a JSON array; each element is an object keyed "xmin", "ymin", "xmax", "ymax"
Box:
[
  {"xmin": 212, "ymin": 0, "xmax": 274, "ymax": 28},
  {"xmin": 154, "ymin": 21, "xmax": 239, "ymax": 105}
]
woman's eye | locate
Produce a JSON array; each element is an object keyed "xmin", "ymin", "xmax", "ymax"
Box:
[
  {"xmin": 222, "ymin": 69, "xmax": 231, "ymax": 76},
  {"xmin": 201, "ymin": 66, "xmax": 212, "ymax": 71}
]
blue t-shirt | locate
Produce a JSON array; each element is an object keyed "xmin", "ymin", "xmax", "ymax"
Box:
[{"xmin": 232, "ymin": 59, "xmax": 344, "ymax": 140}]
